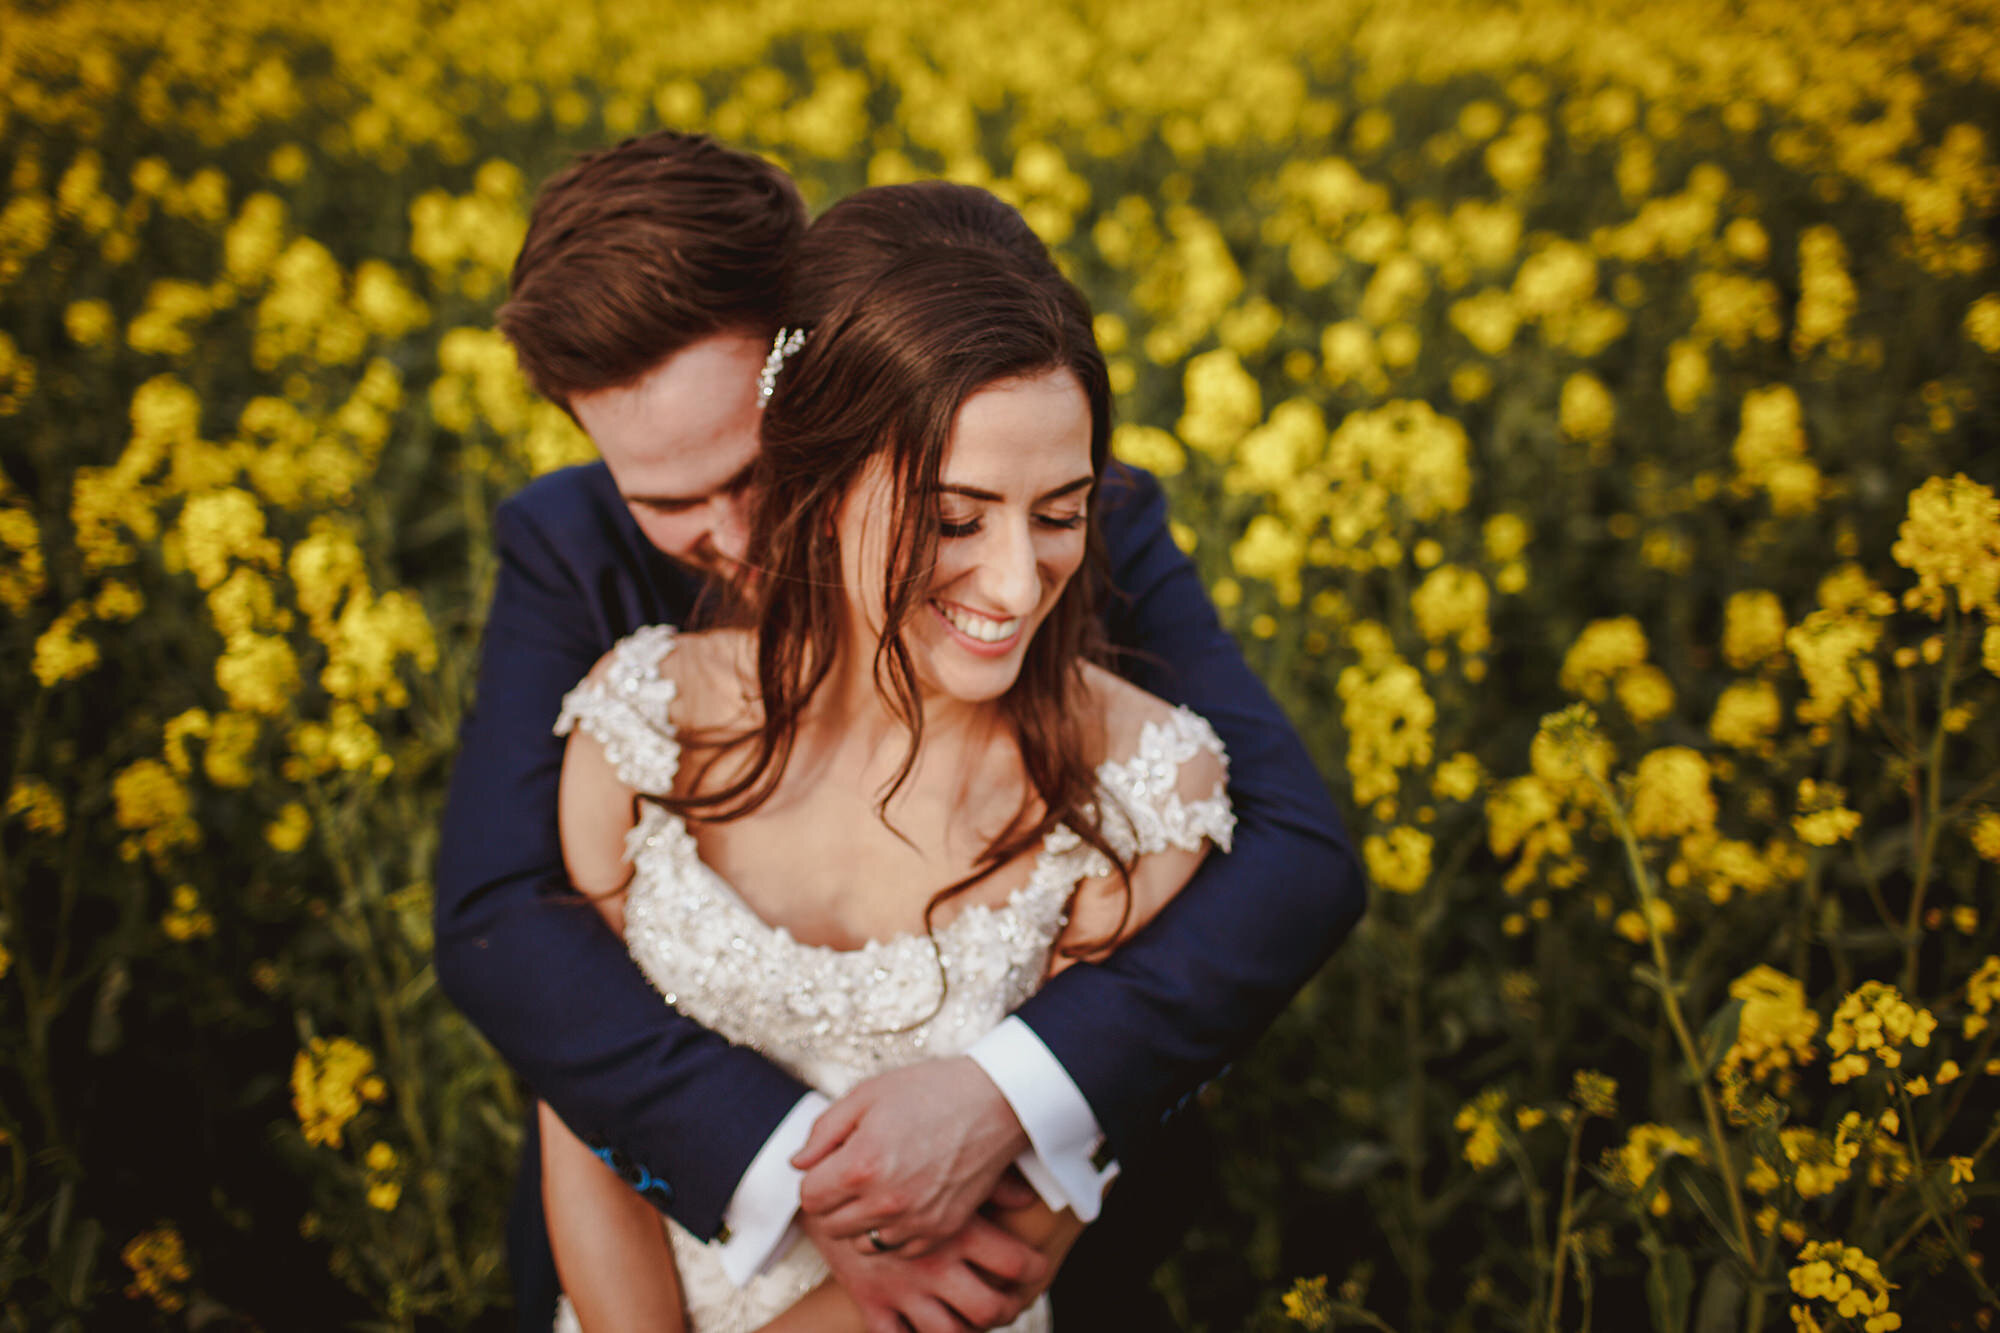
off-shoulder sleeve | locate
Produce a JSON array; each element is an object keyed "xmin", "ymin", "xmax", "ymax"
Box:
[
  {"xmin": 553, "ymin": 623, "xmax": 684, "ymax": 794},
  {"xmin": 1094, "ymin": 706, "xmax": 1236, "ymax": 859}
]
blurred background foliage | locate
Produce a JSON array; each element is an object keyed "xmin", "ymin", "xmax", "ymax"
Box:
[{"xmin": 2, "ymin": 0, "xmax": 1998, "ymax": 1327}]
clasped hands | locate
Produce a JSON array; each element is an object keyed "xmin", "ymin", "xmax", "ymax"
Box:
[{"xmin": 791, "ymin": 1057, "xmax": 1050, "ymax": 1333}]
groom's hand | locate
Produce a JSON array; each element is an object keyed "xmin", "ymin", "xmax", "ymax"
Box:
[
  {"xmin": 801, "ymin": 1207, "xmax": 1046, "ymax": 1333},
  {"xmin": 792, "ymin": 1057, "xmax": 1031, "ymax": 1252}
]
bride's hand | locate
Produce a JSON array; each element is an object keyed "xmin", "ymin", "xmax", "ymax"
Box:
[
  {"xmin": 796, "ymin": 1206, "xmax": 1047, "ymax": 1333},
  {"xmin": 791, "ymin": 1056, "xmax": 1031, "ymax": 1252}
]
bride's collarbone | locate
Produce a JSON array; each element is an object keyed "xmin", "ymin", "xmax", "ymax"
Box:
[{"xmin": 687, "ymin": 773, "xmax": 1043, "ymax": 949}]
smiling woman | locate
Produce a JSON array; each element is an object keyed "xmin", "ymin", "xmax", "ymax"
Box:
[
  {"xmin": 535, "ymin": 181, "xmax": 1233, "ymax": 1332},
  {"xmin": 841, "ymin": 369, "xmax": 1096, "ymax": 705}
]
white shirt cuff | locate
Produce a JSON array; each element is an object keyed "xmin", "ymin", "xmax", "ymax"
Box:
[
  {"xmin": 967, "ymin": 1016, "xmax": 1117, "ymax": 1222},
  {"xmin": 714, "ymin": 1091, "xmax": 829, "ymax": 1286}
]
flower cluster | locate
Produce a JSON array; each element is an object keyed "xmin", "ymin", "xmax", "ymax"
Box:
[
  {"xmin": 121, "ymin": 1225, "xmax": 192, "ymax": 1312},
  {"xmin": 1788, "ymin": 1242, "xmax": 1900, "ymax": 1333},
  {"xmin": 1825, "ymin": 984, "xmax": 1937, "ymax": 1084},
  {"xmin": 290, "ymin": 1037, "xmax": 387, "ymax": 1149}
]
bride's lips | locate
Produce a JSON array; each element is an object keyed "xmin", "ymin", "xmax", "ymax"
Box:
[{"xmin": 930, "ymin": 599, "xmax": 1024, "ymax": 657}]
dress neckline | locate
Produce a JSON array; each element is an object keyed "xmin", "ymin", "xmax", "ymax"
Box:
[{"xmin": 629, "ymin": 793, "xmax": 1081, "ymax": 962}]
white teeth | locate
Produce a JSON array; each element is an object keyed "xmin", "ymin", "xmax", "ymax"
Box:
[{"xmin": 936, "ymin": 602, "xmax": 1020, "ymax": 643}]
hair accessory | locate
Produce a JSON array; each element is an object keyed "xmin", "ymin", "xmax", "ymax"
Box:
[{"xmin": 757, "ymin": 326, "xmax": 807, "ymax": 408}]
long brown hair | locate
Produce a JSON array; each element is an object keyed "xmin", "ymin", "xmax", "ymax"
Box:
[{"xmin": 671, "ymin": 182, "xmax": 1131, "ymax": 959}]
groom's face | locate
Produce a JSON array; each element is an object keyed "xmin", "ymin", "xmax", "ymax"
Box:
[{"xmin": 569, "ymin": 332, "xmax": 767, "ymax": 578}]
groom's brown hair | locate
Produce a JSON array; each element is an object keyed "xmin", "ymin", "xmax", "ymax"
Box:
[{"xmin": 499, "ymin": 130, "xmax": 806, "ymax": 410}]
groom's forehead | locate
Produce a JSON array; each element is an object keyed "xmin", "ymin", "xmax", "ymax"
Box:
[{"xmin": 573, "ymin": 333, "xmax": 766, "ymax": 492}]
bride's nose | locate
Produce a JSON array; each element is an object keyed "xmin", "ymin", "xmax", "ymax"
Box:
[{"xmin": 977, "ymin": 517, "xmax": 1042, "ymax": 615}]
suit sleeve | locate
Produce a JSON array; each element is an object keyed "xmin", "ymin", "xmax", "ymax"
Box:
[
  {"xmin": 432, "ymin": 492, "xmax": 809, "ymax": 1239},
  {"xmin": 1009, "ymin": 465, "xmax": 1367, "ymax": 1159}
]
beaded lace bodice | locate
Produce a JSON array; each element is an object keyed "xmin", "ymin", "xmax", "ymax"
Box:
[{"xmin": 550, "ymin": 623, "xmax": 1234, "ymax": 1333}]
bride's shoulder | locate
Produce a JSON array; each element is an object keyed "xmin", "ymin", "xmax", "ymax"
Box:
[
  {"xmin": 1076, "ymin": 662, "xmax": 1228, "ymax": 781},
  {"xmin": 573, "ymin": 624, "xmax": 757, "ymax": 730}
]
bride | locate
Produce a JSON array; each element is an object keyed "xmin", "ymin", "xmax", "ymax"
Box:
[{"xmin": 537, "ymin": 182, "xmax": 1235, "ymax": 1333}]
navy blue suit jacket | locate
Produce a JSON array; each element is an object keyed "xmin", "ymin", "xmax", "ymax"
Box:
[{"xmin": 434, "ymin": 459, "xmax": 1364, "ymax": 1242}]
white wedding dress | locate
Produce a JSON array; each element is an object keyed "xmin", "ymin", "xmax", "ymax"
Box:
[{"xmin": 550, "ymin": 624, "xmax": 1234, "ymax": 1333}]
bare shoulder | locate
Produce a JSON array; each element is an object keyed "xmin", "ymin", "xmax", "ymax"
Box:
[
  {"xmin": 1077, "ymin": 662, "xmax": 1223, "ymax": 777},
  {"xmin": 578, "ymin": 625, "xmax": 758, "ymax": 732}
]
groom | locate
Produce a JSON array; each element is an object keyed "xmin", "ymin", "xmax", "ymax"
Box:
[{"xmin": 434, "ymin": 131, "xmax": 1365, "ymax": 1332}]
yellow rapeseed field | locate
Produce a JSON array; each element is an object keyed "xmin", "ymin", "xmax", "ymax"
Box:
[{"xmin": 2, "ymin": 0, "xmax": 1997, "ymax": 1326}]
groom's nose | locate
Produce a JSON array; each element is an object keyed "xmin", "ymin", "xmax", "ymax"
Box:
[{"xmin": 706, "ymin": 494, "xmax": 750, "ymax": 566}]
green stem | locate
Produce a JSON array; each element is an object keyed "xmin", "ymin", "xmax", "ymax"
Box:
[
  {"xmin": 1400, "ymin": 911, "xmax": 1431, "ymax": 1333},
  {"xmin": 1891, "ymin": 1081, "xmax": 1999, "ymax": 1307},
  {"xmin": 1902, "ymin": 613, "xmax": 1955, "ymax": 995},
  {"xmin": 1545, "ymin": 1112, "xmax": 1587, "ymax": 1333},
  {"xmin": 1924, "ymin": 1026, "xmax": 1997, "ymax": 1156},
  {"xmin": 1591, "ymin": 773, "xmax": 1759, "ymax": 1278}
]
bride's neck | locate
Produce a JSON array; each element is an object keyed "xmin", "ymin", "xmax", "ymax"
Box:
[{"xmin": 805, "ymin": 638, "xmax": 1004, "ymax": 776}]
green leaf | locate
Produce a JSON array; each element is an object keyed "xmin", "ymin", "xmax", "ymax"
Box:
[
  {"xmin": 1643, "ymin": 1235, "xmax": 1693, "ymax": 1333},
  {"xmin": 1694, "ymin": 1258, "xmax": 1744, "ymax": 1333},
  {"xmin": 1302, "ymin": 1140, "xmax": 1397, "ymax": 1193},
  {"xmin": 88, "ymin": 960, "xmax": 130, "ymax": 1056},
  {"xmin": 1697, "ymin": 997, "xmax": 1744, "ymax": 1075}
]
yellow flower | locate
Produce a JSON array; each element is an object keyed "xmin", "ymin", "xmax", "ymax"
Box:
[
  {"xmin": 1788, "ymin": 609, "xmax": 1883, "ymax": 727},
  {"xmin": 122, "ymin": 1225, "xmax": 192, "ymax": 1312},
  {"xmin": 1664, "ymin": 338, "xmax": 1711, "ymax": 413},
  {"xmin": 1971, "ymin": 812, "xmax": 2000, "ymax": 863},
  {"xmin": 162, "ymin": 885, "xmax": 215, "ymax": 941},
  {"xmin": 1720, "ymin": 965, "xmax": 1821, "ymax": 1091},
  {"xmin": 1711, "ymin": 680, "xmax": 1783, "ymax": 751},
  {"xmin": 1363, "ymin": 826, "xmax": 1433, "ymax": 895},
  {"xmin": 178, "ymin": 489, "xmax": 280, "ymax": 591},
  {"xmin": 1965, "ymin": 294, "xmax": 2000, "ymax": 353},
  {"xmin": 1616, "ymin": 900, "xmax": 1677, "ymax": 944},
  {"xmin": 1606, "ymin": 1123, "xmax": 1705, "ymax": 1215},
  {"xmin": 1570, "ymin": 1070, "xmax": 1617, "ymax": 1118},
  {"xmin": 1733, "ymin": 385, "xmax": 1821, "ymax": 515},
  {"xmin": 1788, "ymin": 1241, "xmax": 1900, "ymax": 1333},
  {"xmin": 1231, "ymin": 515, "xmax": 1306, "ymax": 607},
  {"xmin": 1448, "ymin": 289, "xmax": 1519, "ymax": 356},
  {"xmin": 6, "ymin": 778, "xmax": 66, "ymax": 836},
  {"xmin": 1891, "ymin": 474, "xmax": 2000, "ymax": 619},
  {"xmin": 1746, "ymin": 1126, "xmax": 1857, "ymax": 1200},
  {"xmin": 1964, "ymin": 957, "xmax": 2000, "ymax": 1038},
  {"xmin": 1410, "ymin": 565, "xmax": 1491, "ymax": 656},
  {"xmin": 1827, "ymin": 982, "xmax": 1937, "ymax": 1082},
  {"xmin": 1949, "ymin": 1156, "xmax": 1975, "ymax": 1185},
  {"xmin": 1282, "ymin": 1274, "xmax": 1332, "ymax": 1330},
  {"xmin": 65, "ymin": 298, "xmax": 115, "ymax": 348},
  {"xmin": 1176, "ymin": 348, "xmax": 1260, "ymax": 458},
  {"xmin": 291, "ymin": 1036, "xmax": 385, "ymax": 1149},
  {"xmin": 112, "ymin": 759, "xmax": 199, "ymax": 864},
  {"xmin": 215, "ymin": 634, "xmax": 300, "ymax": 716},
  {"xmin": 1337, "ymin": 647, "xmax": 1435, "ymax": 806},
  {"xmin": 1793, "ymin": 780, "xmax": 1861, "ymax": 847},
  {"xmin": 1558, "ymin": 372, "xmax": 1615, "ymax": 445},
  {"xmin": 32, "ymin": 605, "xmax": 100, "ymax": 687},
  {"xmin": 1454, "ymin": 1088, "xmax": 1508, "ymax": 1169},
  {"xmin": 1722, "ymin": 591, "xmax": 1788, "ymax": 670},
  {"xmin": 1615, "ymin": 665, "xmax": 1675, "ymax": 724},
  {"xmin": 1110, "ymin": 424, "xmax": 1185, "ymax": 478},
  {"xmin": 1792, "ymin": 226, "xmax": 1856, "ymax": 357},
  {"xmin": 1630, "ymin": 748, "xmax": 1716, "ymax": 840},
  {"xmin": 1432, "ymin": 753, "xmax": 1484, "ymax": 803},
  {"xmin": 1560, "ymin": 617, "xmax": 1649, "ymax": 701},
  {"xmin": 367, "ymin": 1179, "xmax": 402, "ymax": 1211},
  {"xmin": 267, "ymin": 802, "xmax": 311, "ymax": 854}
]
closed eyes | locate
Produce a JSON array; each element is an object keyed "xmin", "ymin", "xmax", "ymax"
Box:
[{"xmin": 939, "ymin": 512, "xmax": 1087, "ymax": 538}]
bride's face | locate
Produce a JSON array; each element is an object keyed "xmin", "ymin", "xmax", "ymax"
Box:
[{"xmin": 837, "ymin": 368, "xmax": 1094, "ymax": 705}]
